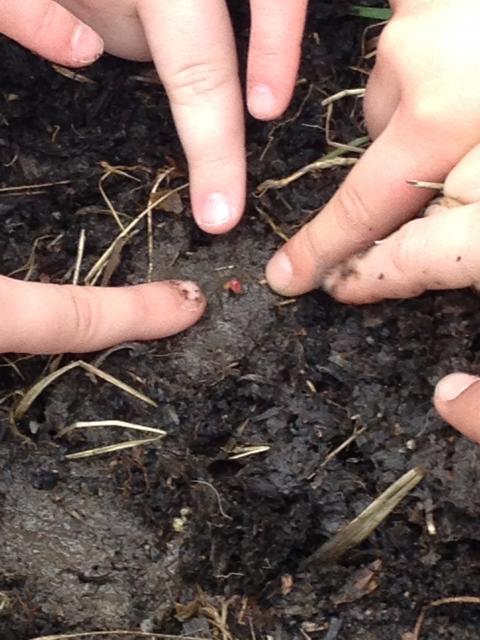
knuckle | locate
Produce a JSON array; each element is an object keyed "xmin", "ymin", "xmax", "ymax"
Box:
[
  {"xmin": 407, "ymin": 97, "xmax": 449, "ymax": 133},
  {"xmin": 333, "ymin": 184, "xmax": 378, "ymax": 247},
  {"xmin": 376, "ymin": 20, "xmax": 404, "ymax": 63},
  {"xmin": 66, "ymin": 287, "xmax": 97, "ymax": 350},
  {"xmin": 302, "ymin": 220, "xmax": 324, "ymax": 265},
  {"xmin": 390, "ymin": 219, "xmax": 422, "ymax": 277},
  {"xmin": 189, "ymin": 151, "xmax": 233, "ymax": 172},
  {"xmin": 166, "ymin": 61, "xmax": 233, "ymax": 104},
  {"xmin": 29, "ymin": 2, "xmax": 63, "ymax": 50},
  {"xmin": 248, "ymin": 40, "xmax": 284, "ymax": 64}
]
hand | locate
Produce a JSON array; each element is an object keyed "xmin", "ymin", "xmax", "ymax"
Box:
[
  {"xmin": 266, "ymin": 0, "xmax": 480, "ymax": 298},
  {"xmin": 0, "ymin": 0, "xmax": 308, "ymax": 234},
  {"xmin": 0, "ymin": 278, "xmax": 206, "ymax": 354},
  {"xmin": 0, "ymin": 0, "xmax": 306, "ymax": 354},
  {"xmin": 401, "ymin": 146, "xmax": 480, "ymax": 444},
  {"xmin": 435, "ymin": 374, "xmax": 480, "ymax": 444},
  {"xmin": 0, "ymin": 0, "xmax": 104, "ymax": 66}
]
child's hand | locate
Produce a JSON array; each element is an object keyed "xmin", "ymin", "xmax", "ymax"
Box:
[
  {"xmin": 435, "ymin": 373, "xmax": 480, "ymax": 444},
  {"xmin": 382, "ymin": 145, "xmax": 480, "ymax": 444},
  {"xmin": 322, "ymin": 146, "xmax": 480, "ymax": 303},
  {"xmin": 0, "ymin": 278, "xmax": 206, "ymax": 354},
  {"xmin": 266, "ymin": 0, "xmax": 480, "ymax": 298},
  {"xmin": 0, "ymin": 1, "xmax": 104, "ymax": 66},
  {"xmin": 0, "ymin": 0, "xmax": 308, "ymax": 234},
  {"xmin": 0, "ymin": 0, "xmax": 306, "ymax": 354}
]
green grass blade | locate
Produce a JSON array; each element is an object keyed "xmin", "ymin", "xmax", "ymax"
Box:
[{"xmin": 348, "ymin": 6, "xmax": 392, "ymax": 20}]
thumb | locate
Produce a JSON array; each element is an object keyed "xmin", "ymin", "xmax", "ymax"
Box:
[
  {"xmin": 0, "ymin": 0, "xmax": 103, "ymax": 66},
  {"xmin": 266, "ymin": 106, "xmax": 466, "ymax": 296},
  {"xmin": 434, "ymin": 373, "xmax": 480, "ymax": 443}
]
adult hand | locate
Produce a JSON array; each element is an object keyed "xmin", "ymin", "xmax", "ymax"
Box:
[
  {"xmin": 266, "ymin": 0, "xmax": 480, "ymax": 298},
  {"xmin": 1, "ymin": 0, "xmax": 308, "ymax": 234}
]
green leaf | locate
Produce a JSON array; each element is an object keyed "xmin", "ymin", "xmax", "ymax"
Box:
[{"xmin": 348, "ymin": 6, "xmax": 392, "ymax": 20}]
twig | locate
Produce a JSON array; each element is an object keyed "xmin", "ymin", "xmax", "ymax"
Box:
[
  {"xmin": 321, "ymin": 88, "xmax": 366, "ymax": 106},
  {"xmin": 31, "ymin": 632, "xmax": 212, "ymax": 640},
  {"xmin": 255, "ymin": 206, "xmax": 289, "ymax": 241},
  {"xmin": 85, "ymin": 183, "xmax": 188, "ymax": 286},
  {"xmin": 321, "ymin": 426, "xmax": 367, "ymax": 467},
  {"xmin": 255, "ymin": 136, "xmax": 368, "ymax": 197},
  {"xmin": 405, "ymin": 596, "xmax": 480, "ymax": 640},
  {"xmin": 13, "ymin": 360, "xmax": 156, "ymax": 421},
  {"xmin": 260, "ymin": 84, "xmax": 314, "ymax": 161},
  {"xmin": 192, "ymin": 480, "xmax": 232, "ymax": 520},
  {"xmin": 407, "ymin": 180, "xmax": 444, "ymax": 191},
  {"xmin": 58, "ymin": 420, "xmax": 167, "ymax": 460},
  {"xmin": 305, "ymin": 467, "xmax": 425, "ymax": 564},
  {"xmin": 0, "ymin": 180, "xmax": 70, "ymax": 194},
  {"xmin": 72, "ymin": 228, "xmax": 86, "ymax": 285}
]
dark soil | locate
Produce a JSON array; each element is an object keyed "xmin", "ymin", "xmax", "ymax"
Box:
[{"xmin": 1, "ymin": 4, "xmax": 480, "ymax": 640}]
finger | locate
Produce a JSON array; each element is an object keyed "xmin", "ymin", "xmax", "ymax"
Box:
[
  {"xmin": 444, "ymin": 143, "xmax": 480, "ymax": 204},
  {"xmin": 247, "ymin": 0, "xmax": 308, "ymax": 120},
  {"xmin": 266, "ymin": 105, "xmax": 466, "ymax": 296},
  {"xmin": 0, "ymin": 278, "xmax": 206, "ymax": 355},
  {"xmin": 56, "ymin": 0, "xmax": 150, "ymax": 60},
  {"xmin": 363, "ymin": 59, "xmax": 401, "ymax": 140},
  {"xmin": 323, "ymin": 202, "xmax": 480, "ymax": 303},
  {"xmin": 434, "ymin": 373, "xmax": 480, "ymax": 443},
  {"xmin": 137, "ymin": 0, "xmax": 245, "ymax": 235},
  {"xmin": 0, "ymin": 0, "xmax": 103, "ymax": 66}
]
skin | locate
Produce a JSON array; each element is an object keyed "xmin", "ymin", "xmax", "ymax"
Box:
[
  {"xmin": 0, "ymin": 0, "xmax": 307, "ymax": 353},
  {"xmin": 264, "ymin": 0, "xmax": 480, "ymax": 442},
  {"xmin": 1, "ymin": 0, "xmax": 479, "ymax": 441},
  {"xmin": 10, "ymin": 0, "xmax": 308, "ymax": 234}
]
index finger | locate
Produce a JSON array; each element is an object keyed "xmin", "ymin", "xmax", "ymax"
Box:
[
  {"xmin": 0, "ymin": 277, "xmax": 206, "ymax": 354},
  {"xmin": 138, "ymin": 0, "xmax": 245, "ymax": 235},
  {"xmin": 266, "ymin": 106, "xmax": 467, "ymax": 296}
]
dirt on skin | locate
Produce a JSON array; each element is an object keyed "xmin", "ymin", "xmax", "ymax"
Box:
[{"xmin": 1, "ymin": 3, "xmax": 480, "ymax": 640}]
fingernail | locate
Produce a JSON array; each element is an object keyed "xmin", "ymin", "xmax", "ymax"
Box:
[
  {"xmin": 71, "ymin": 23, "xmax": 104, "ymax": 64},
  {"xmin": 169, "ymin": 280, "xmax": 205, "ymax": 311},
  {"xmin": 266, "ymin": 251, "xmax": 293, "ymax": 292},
  {"xmin": 248, "ymin": 84, "xmax": 277, "ymax": 119},
  {"xmin": 435, "ymin": 373, "xmax": 480, "ymax": 402},
  {"xmin": 200, "ymin": 193, "xmax": 233, "ymax": 229}
]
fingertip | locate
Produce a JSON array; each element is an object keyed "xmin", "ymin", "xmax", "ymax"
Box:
[
  {"xmin": 166, "ymin": 280, "xmax": 207, "ymax": 318},
  {"xmin": 193, "ymin": 191, "xmax": 244, "ymax": 235},
  {"xmin": 435, "ymin": 373, "xmax": 479, "ymax": 403},
  {"xmin": 247, "ymin": 84, "xmax": 284, "ymax": 121},
  {"xmin": 70, "ymin": 22, "xmax": 104, "ymax": 66},
  {"xmin": 266, "ymin": 225, "xmax": 322, "ymax": 297},
  {"xmin": 434, "ymin": 373, "xmax": 480, "ymax": 443},
  {"xmin": 266, "ymin": 249, "xmax": 295, "ymax": 295},
  {"xmin": 2, "ymin": 0, "xmax": 104, "ymax": 68}
]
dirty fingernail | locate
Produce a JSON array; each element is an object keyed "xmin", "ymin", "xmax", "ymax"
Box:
[
  {"xmin": 71, "ymin": 23, "xmax": 104, "ymax": 64},
  {"xmin": 435, "ymin": 373, "xmax": 480, "ymax": 402},
  {"xmin": 266, "ymin": 251, "xmax": 293, "ymax": 292},
  {"xmin": 200, "ymin": 193, "xmax": 233, "ymax": 229},
  {"xmin": 169, "ymin": 280, "xmax": 205, "ymax": 311},
  {"xmin": 248, "ymin": 84, "xmax": 277, "ymax": 120}
]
